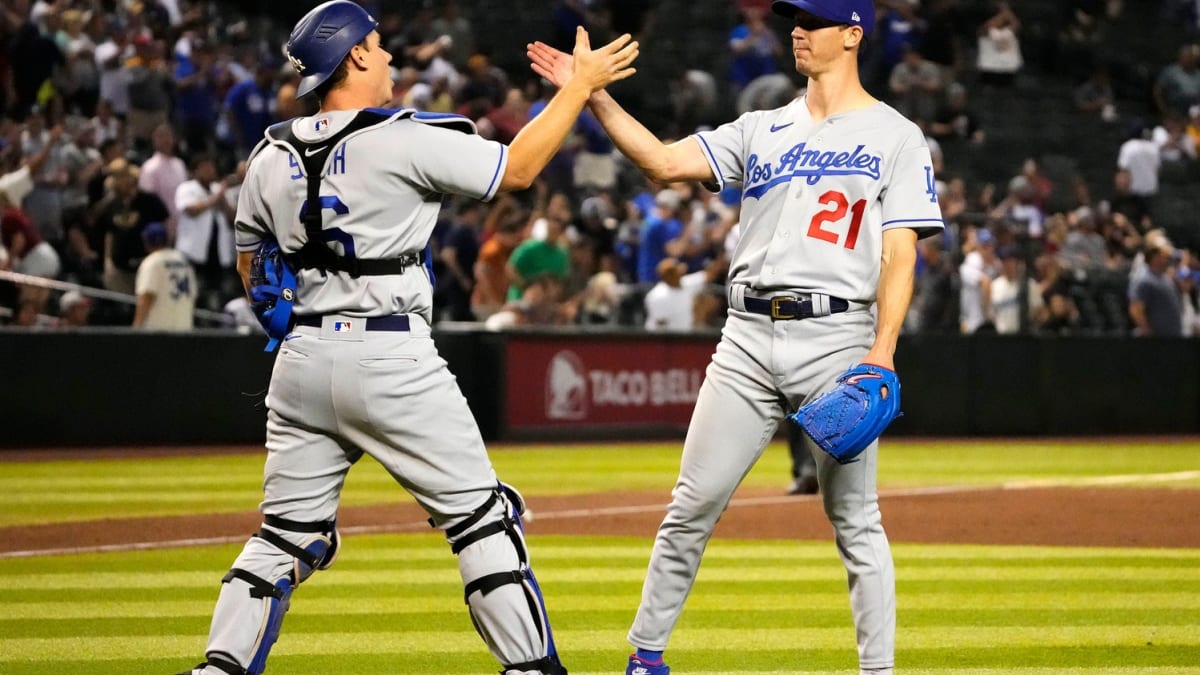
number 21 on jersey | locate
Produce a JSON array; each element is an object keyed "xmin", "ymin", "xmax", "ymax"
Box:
[{"xmin": 807, "ymin": 190, "xmax": 866, "ymax": 250}]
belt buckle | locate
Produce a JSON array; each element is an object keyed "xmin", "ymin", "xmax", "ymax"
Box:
[{"xmin": 770, "ymin": 296, "xmax": 796, "ymax": 320}]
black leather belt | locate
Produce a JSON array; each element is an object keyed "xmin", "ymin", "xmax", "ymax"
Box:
[
  {"xmin": 295, "ymin": 315, "xmax": 411, "ymax": 331},
  {"xmin": 742, "ymin": 295, "xmax": 850, "ymax": 320}
]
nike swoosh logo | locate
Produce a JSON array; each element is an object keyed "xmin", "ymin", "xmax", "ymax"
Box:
[
  {"xmin": 769, "ymin": 122, "xmax": 794, "ymax": 133},
  {"xmin": 304, "ymin": 146, "xmax": 327, "ymax": 157}
]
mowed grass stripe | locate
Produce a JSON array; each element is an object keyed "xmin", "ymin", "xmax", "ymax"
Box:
[
  {"xmin": 9, "ymin": 591, "xmax": 1200, "ymax": 619},
  {"xmin": 9, "ymin": 607, "xmax": 1200, "ymax": 639},
  {"xmin": 4, "ymin": 626, "xmax": 1200, "ymax": 662},
  {"xmin": 4, "ymin": 439, "xmax": 1200, "ymax": 527},
  {"xmin": 6, "ymin": 562, "xmax": 1198, "ymax": 590}
]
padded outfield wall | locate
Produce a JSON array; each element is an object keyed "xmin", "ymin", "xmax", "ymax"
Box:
[{"xmin": 0, "ymin": 328, "xmax": 1195, "ymax": 447}]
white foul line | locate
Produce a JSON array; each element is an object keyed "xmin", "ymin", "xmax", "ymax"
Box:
[{"xmin": 2, "ymin": 472, "xmax": 1197, "ymax": 559}]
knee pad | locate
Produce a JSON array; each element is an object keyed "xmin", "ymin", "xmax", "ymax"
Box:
[
  {"xmin": 445, "ymin": 483, "xmax": 566, "ymax": 675},
  {"xmin": 206, "ymin": 516, "xmax": 337, "ymax": 675}
]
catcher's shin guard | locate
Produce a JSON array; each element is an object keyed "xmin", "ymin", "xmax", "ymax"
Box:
[
  {"xmin": 201, "ymin": 516, "xmax": 338, "ymax": 675},
  {"xmin": 444, "ymin": 483, "xmax": 566, "ymax": 675}
]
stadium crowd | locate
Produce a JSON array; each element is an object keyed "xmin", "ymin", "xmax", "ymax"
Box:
[{"xmin": 1, "ymin": 0, "xmax": 1198, "ymax": 337}]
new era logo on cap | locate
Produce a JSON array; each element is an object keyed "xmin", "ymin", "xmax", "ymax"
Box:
[
  {"xmin": 333, "ymin": 321, "xmax": 353, "ymax": 332},
  {"xmin": 771, "ymin": 0, "xmax": 876, "ymax": 37}
]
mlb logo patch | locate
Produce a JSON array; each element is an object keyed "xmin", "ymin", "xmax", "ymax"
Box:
[
  {"xmin": 333, "ymin": 321, "xmax": 353, "ymax": 332},
  {"xmin": 314, "ymin": 118, "xmax": 330, "ymax": 133}
]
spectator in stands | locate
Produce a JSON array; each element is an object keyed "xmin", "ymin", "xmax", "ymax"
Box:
[
  {"xmin": 56, "ymin": 8, "xmax": 99, "ymax": 116},
  {"xmin": 959, "ymin": 226, "xmax": 1000, "ymax": 333},
  {"xmin": 930, "ymin": 82, "xmax": 985, "ymax": 144},
  {"xmin": 472, "ymin": 213, "xmax": 526, "ymax": 322},
  {"xmin": 437, "ymin": 199, "xmax": 484, "ymax": 322},
  {"xmin": 920, "ymin": 0, "xmax": 968, "ymax": 85},
  {"xmin": 485, "ymin": 274, "xmax": 572, "ymax": 330},
  {"xmin": 133, "ymin": 220, "xmax": 195, "ymax": 331},
  {"xmin": 507, "ymin": 193, "xmax": 571, "ymax": 302},
  {"xmin": 90, "ymin": 98, "xmax": 124, "ymax": 146},
  {"xmin": 888, "ymin": 43, "xmax": 943, "ymax": 124},
  {"xmin": 990, "ymin": 175, "xmax": 1046, "ymax": 238},
  {"xmin": 643, "ymin": 256, "xmax": 724, "ymax": 331},
  {"xmin": 173, "ymin": 38, "xmax": 220, "ymax": 158},
  {"xmin": 1101, "ymin": 210, "xmax": 1142, "ymax": 268},
  {"xmin": 222, "ymin": 60, "xmax": 277, "ymax": 159},
  {"xmin": 991, "ymin": 246, "xmax": 1042, "ymax": 334},
  {"xmin": 1179, "ymin": 267, "xmax": 1200, "ymax": 336},
  {"xmin": 1129, "ymin": 241, "xmax": 1184, "ymax": 336},
  {"xmin": 20, "ymin": 111, "xmax": 69, "ymax": 245},
  {"xmin": 573, "ymin": 269, "xmax": 620, "ymax": 325},
  {"xmin": 138, "ymin": 123, "xmax": 187, "ymax": 230},
  {"xmin": 1102, "ymin": 168, "xmax": 1152, "ymax": 231},
  {"xmin": 93, "ymin": 18, "xmax": 132, "ymax": 120},
  {"xmin": 636, "ymin": 188, "xmax": 685, "ymax": 283},
  {"xmin": 431, "ymin": 1, "xmax": 475, "ymax": 69},
  {"xmin": 573, "ymin": 108, "xmax": 618, "ymax": 193},
  {"xmin": 909, "ymin": 235, "xmax": 957, "ymax": 333},
  {"xmin": 727, "ymin": 0, "xmax": 782, "ymax": 97},
  {"xmin": 55, "ymin": 289, "xmax": 92, "ymax": 328},
  {"xmin": 1060, "ymin": 206, "xmax": 1109, "ymax": 274},
  {"xmin": 7, "ymin": 6, "xmax": 63, "ymax": 121},
  {"xmin": 1153, "ymin": 112, "xmax": 1198, "ymax": 162},
  {"xmin": 877, "ymin": 0, "xmax": 926, "ymax": 74},
  {"xmin": 669, "ymin": 66, "xmax": 719, "ymax": 137},
  {"xmin": 1, "ymin": 173, "xmax": 61, "ymax": 317},
  {"xmin": 1117, "ymin": 121, "xmax": 1162, "ymax": 205},
  {"xmin": 1074, "ymin": 65, "xmax": 1117, "ymax": 122},
  {"xmin": 1186, "ymin": 103, "xmax": 1200, "ymax": 147},
  {"xmin": 1035, "ymin": 255, "xmax": 1081, "ymax": 334},
  {"xmin": 975, "ymin": 1, "xmax": 1023, "ymax": 88},
  {"xmin": 1056, "ymin": 0, "xmax": 1108, "ymax": 82},
  {"xmin": 96, "ymin": 158, "xmax": 169, "ymax": 296},
  {"xmin": 124, "ymin": 34, "xmax": 172, "ymax": 151},
  {"xmin": 1153, "ymin": 43, "xmax": 1200, "ymax": 119},
  {"xmin": 477, "ymin": 86, "xmax": 531, "ymax": 145},
  {"xmin": 458, "ymin": 54, "xmax": 508, "ymax": 111},
  {"xmin": 174, "ymin": 154, "xmax": 236, "ymax": 313}
]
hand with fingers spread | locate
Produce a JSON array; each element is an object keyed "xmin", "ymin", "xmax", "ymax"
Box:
[
  {"xmin": 527, "ymin": 39, "xmax": 573, "ymax": 90},
  {"xmin": 533, "ymin": 26, "xmax": 636, "ymax": 93}
]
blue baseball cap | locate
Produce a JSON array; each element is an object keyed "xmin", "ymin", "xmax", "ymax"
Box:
[
  {"xmin": 771, "ymin": 0, "xmax": 876, "ymax": 37},
  {"xmin": 142, "ymin": 221, "xmax": 168, "ymax": 247}
]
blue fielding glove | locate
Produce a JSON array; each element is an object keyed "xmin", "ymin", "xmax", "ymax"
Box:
[{"xmin": 789, "ymin": 363, "xmax": 902, "ymax": 464}]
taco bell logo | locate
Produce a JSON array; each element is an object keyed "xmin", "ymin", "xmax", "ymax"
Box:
[{"xmin": 546, "ymin": 351, "xmax": 587, "ymax": 420}]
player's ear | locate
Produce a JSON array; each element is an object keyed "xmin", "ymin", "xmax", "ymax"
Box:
[{"xmin": 842, "ymin": 25, "xmax": 864, "ymax": 51}]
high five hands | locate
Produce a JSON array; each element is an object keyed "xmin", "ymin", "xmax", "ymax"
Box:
[{"xmin": 529, "ymin": 27, "xmax": 636, "ymax": 91}]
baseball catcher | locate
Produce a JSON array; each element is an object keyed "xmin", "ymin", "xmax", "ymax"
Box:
[{"xmin": 789, "ymin": 364, "xmax": 902, "ymax": 464}]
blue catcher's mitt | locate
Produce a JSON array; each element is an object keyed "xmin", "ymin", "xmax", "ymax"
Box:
[
  {"xmin": 789, "ymin": 364, "xmax": 902, "ymax": 464},
  {"xmin": 248, "ymin": 238, "xmax": 298, "ymax": 352}
]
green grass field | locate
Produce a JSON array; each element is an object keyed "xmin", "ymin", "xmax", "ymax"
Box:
[{"xmin": 2, "ymin": 439, "xmax": 1199, "ymax": 674}]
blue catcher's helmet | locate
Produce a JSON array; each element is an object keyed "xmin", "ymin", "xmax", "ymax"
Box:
[{"xmin": 285, "ymin": 0, "xmax": 379, "ymax": 98}]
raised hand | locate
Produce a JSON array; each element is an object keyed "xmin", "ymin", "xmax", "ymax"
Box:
[
  {"xmin": 530, "ymin": 26, "xmax": 638, "ymax": 92},
  {"xmin": 527, "ymin": 39, "xmax": 572, "ymax": 89}
]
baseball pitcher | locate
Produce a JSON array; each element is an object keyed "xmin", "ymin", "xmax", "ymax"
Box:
[
  {"xmin": 177, "ymin": 3, "xmax": 637, "ymax": 674},
  {"xmin": 529, "ymin": 1, "xmax": 942, "ymax": 673}
]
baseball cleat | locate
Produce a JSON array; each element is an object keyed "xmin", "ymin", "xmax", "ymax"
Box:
[{"xmin": 626, "ymin": 653, "xmax": 670, "ymax": 675}]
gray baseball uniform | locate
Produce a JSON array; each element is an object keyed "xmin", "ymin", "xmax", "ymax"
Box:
[
  {"xmin": 191, "ymin": 109, "xmax": 566, "ymax": 675},
  {"xmin": 627, "ymin": 97, "xmax": 943, "ymax": 671}
]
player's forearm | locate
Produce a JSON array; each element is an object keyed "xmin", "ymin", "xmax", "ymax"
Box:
[
  {"xmin": 502, "ymin": 80, "xmax": 592, "ymax": 191},
  {"xmin": 867, "ymin": 232, "xmax": 918, "ymax": 366}
]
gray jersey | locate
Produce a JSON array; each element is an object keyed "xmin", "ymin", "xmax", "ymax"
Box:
[
  {"xmin": 234, "ymin": 109, "xmax": 508, "ymax": 323},
  {"xmin": 693, "ymin": 97, "xmax": 943, "ymax": 302}
]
